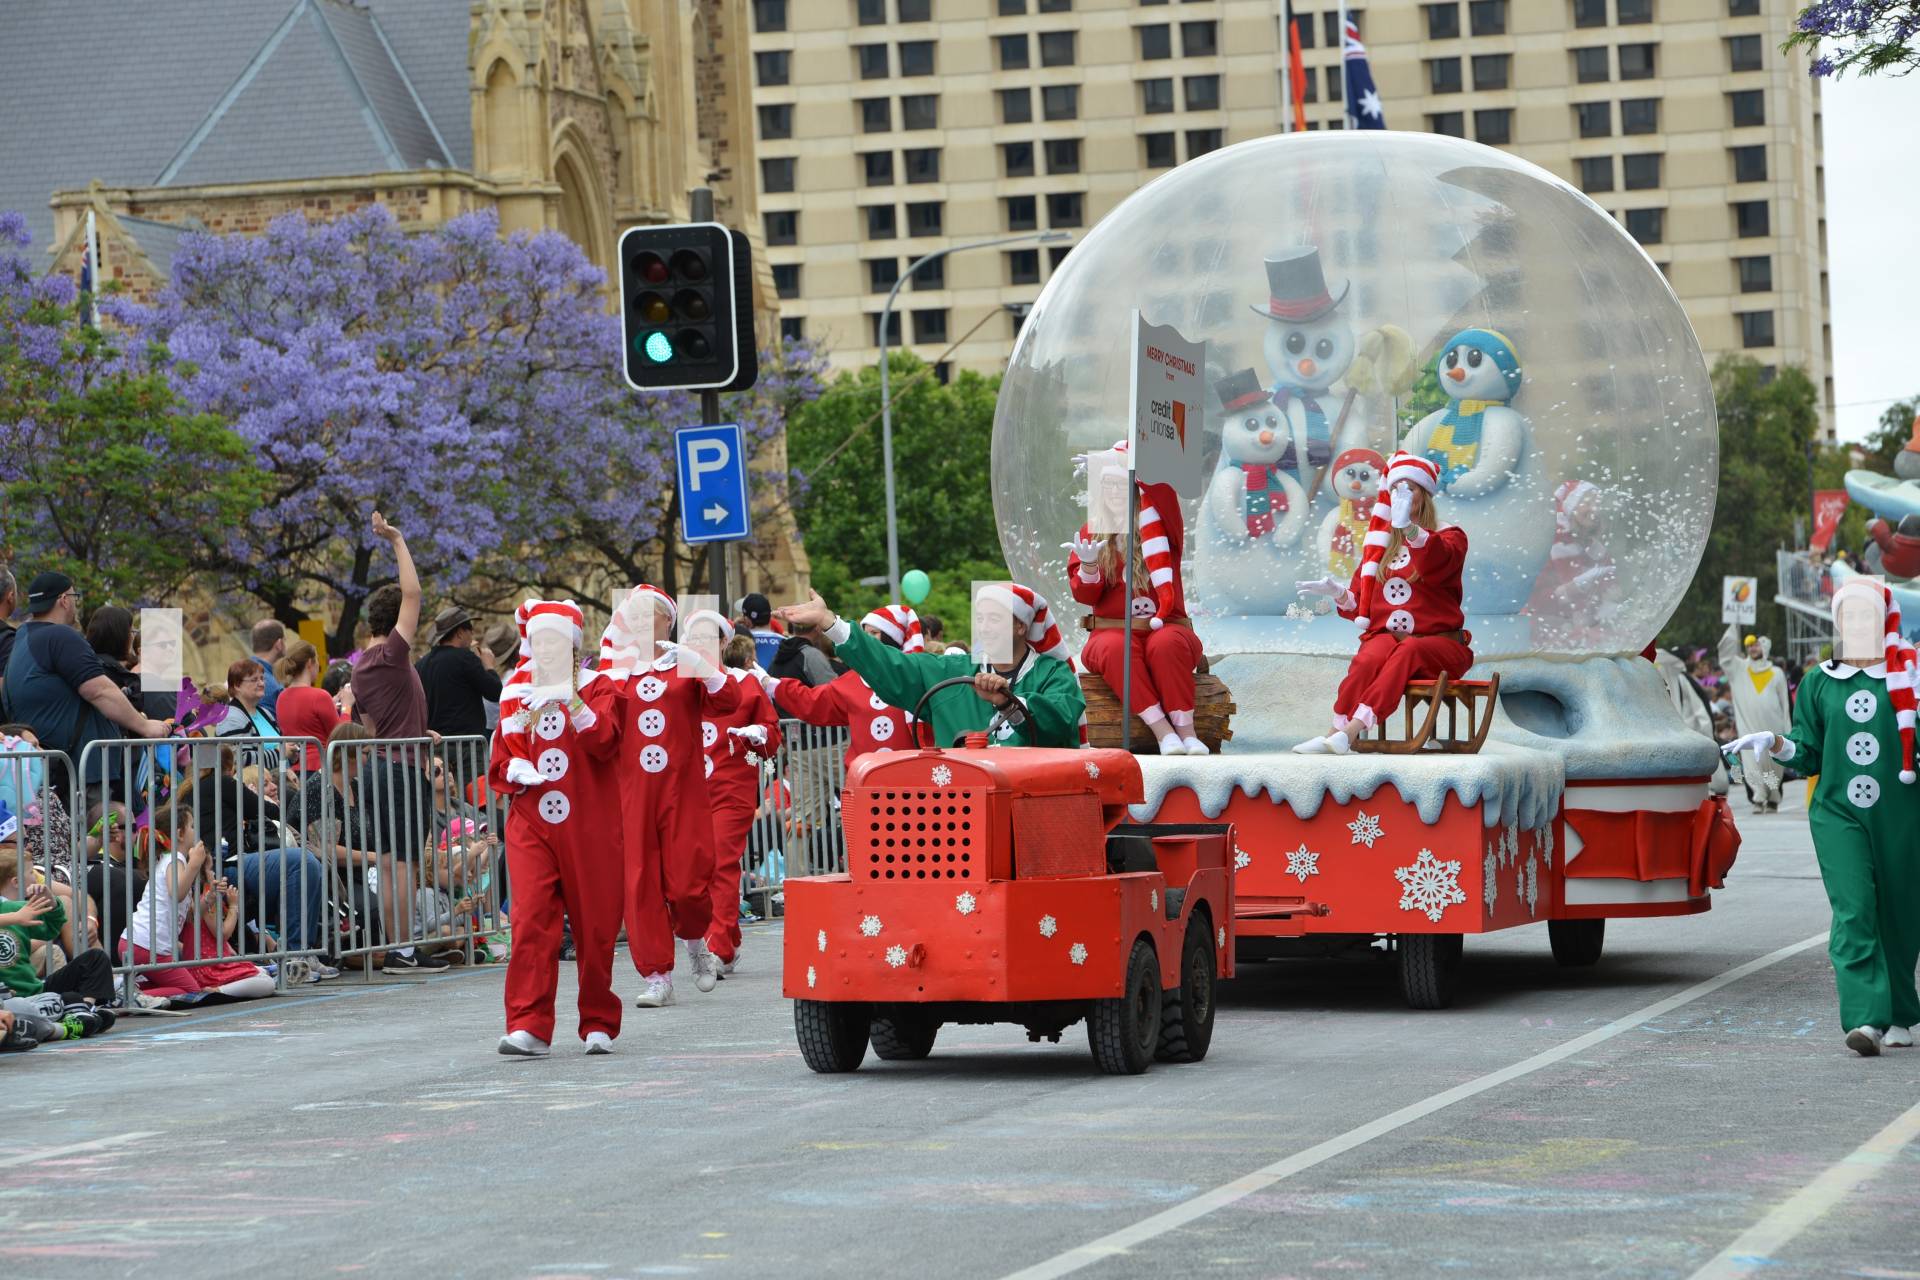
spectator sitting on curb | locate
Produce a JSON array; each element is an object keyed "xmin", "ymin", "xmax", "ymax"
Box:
[
  {"xmin": 274, "ymin": 640, "xmax": 341, "ymax": 773},
  {"xmin": 82, "ymin": 798, "xmax": 146, "ymax": 957},
  {"xmin": 188, "ymin": 743, "xmax": 327, "ymax": 964},
  {"xmin": 0, "ymin": 836, "xmax": 118, "ymax": 1028},
  {"xmin": 121, "ymin": 802, "xmax": 274, "ymax": 1007},
  {"xmin": 249, "ymin": 620, "xmax": 286, "ymax": 717}
]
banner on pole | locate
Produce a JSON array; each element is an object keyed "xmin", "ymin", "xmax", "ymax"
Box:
[
  {"xmin": 1127, "ymin": 311, "xmax": 1207, "ymax": 498},
  {"xmin": 1721, "ymin": 576, "xmax": 1758, "ymax": 625},
  {"xmin": 1810, "ymin": 490, "xmax": 1849, "ymax": 553}
]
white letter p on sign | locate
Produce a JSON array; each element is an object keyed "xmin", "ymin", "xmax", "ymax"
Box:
[{"xmin": 688, "ymin": 439, "xmax": 729, "ymax": 488}]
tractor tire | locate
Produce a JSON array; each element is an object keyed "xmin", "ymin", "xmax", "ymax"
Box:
[
  {"xmin": 1156, "ymin": 918, "xmax": 1218, "ymax": 1064},
  {"xmin": 1089, "ymin": 937, "xmax": 1163, "ymax": 1075},
  {"xmin": 870, "ymin": 1010, "xmax": 940, "ymax": 1060},
  {"xmin": 794, "ymin": 1000, "xmax": 870, "ymax": 1073},
  {"xmin": 1548, "ymin": 918, "xmax": 1606, "ymax": 967},
  {"xmin": 1397, "ymin": 933, "xmax": 1463, "ymax": 1010}
]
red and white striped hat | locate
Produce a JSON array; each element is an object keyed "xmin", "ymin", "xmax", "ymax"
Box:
[
  {"xmin": 1836, "ymin": 578, "xmax": 1916, "ymax": 783},
  {"xmin": 500, "ymin": 599, "xmax": 587, "ymax": 730},
  {"xmin": 860, "ymin": 604, "xmax": 925, "ymax": 652},
  {"xmin": 599, "ymin": 585, "xmax": 676, "ymax": 680},
  {"xmin": 977, "ymin": 583, "xmax": 1068, "ymax": 662},
  {"xmin": 683, "ymin": 608, "xmax": 736, "ymax": 646},
  {"xmin": 1353, "ymin": 451, "xmax": 1442, "ymax": 633}
]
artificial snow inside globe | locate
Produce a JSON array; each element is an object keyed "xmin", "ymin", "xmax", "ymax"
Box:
[{"xmin": 993, "ymin": 132, "xmax": 1717, "ymax": 671}]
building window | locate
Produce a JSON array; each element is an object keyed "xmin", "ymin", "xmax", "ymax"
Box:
[
  {"xmin": 906, "ymin": 202, "xmax": 943, "ymax": 236},
  {"xmin": 1616, "ymin": 0, "xmax": 1652, "ymax": 22},
  {"xmin": 1040, "ymin": 30, "xmax": 1076, "ymax": 67},
  {"xmin": 1185, "ymin": 128, "xmax": 1223, "ymax": 157},
  {"xmin": 862, "ymin": 150, "xmax": 895, "ymax": 185},
  {"xmin": 1730, "ymin": 144, "xmax": 1767, "ymax": 183},
  {"xmin": 1728, "ymin": 89, "xmax": 1766, "ymax": 127},
  {"xmin": 864, "ymin": 204, "xmax": 897, "ymax": 238},
  {"xmin": 1428, "ymin": 111, "xmax": 1465, "ymax": 137},
  {"xmin": 1139, "ymin": 23, "xmax": 1172, "ymax": 59},
  {"xmin": 758, "ymin": 103, "xmax": 793, "ymax": 139},
  {"xmin": 1734, "ymin": 199, "xmax": 1769, "ymax": 237},
  {"xmin": 1185, "ymin": 75, "xmax": 1221, "ymax": 111},
  {"xmin": 857, "ymin": 0, "xmax": 885, "ymax": 22},
  {"xmin": 755, "ymin": 50, "xmax": 790, "ymax": 86},
  {"xmin": 1049, "ymin": 244, "xmax": 1072, "ymax": 271},
  {"xmin": 900, "ymin": 94, "xmax": 938, "ymax": 130},
  {"xmin": 1728, "ymin": 0, "xmax": 1759, "ymax": 13},
  {"xmin": 1469, "ymin": 0, "xmax": 1506, "ymax": 35},
  {"xmin": 1045, "ymin": 138, "xmax": 1081, "ymax": 174},
  {"xmin": 1002, "ymin": 141, "xmax": 1035, "ymax": 177},
  {"xmin": 1042, "ymin": 84, "xmax": 1079, "ymax": 120},
  {"xmin": 1620, "ymin": 97, "xmax": 1659, "ymax": 133},
  {"xmin": 870, "ymin": 311, "xmax": 902, "ymax": 346},
  {"xmin": 1038, "ymin": 0, "xmax": 1071, "ymax": 9},
  {"xmin": 1624, "ymin": 207, "xmax": 1663, "ymax": 244},
  {"xmin": 1181, "ymin": 20, "xmax": 1218, "ymax": 56},
  {"xmin": 913, "ymin": 257, "xmax": 944, "ymax": 290},
  {"xmin": 898, "ymin": 40, "xmax": 934, "ymax": 75},
  {"xmin": 1572, "ymin": 0, "xmax": 1606, "ymax": 26},
  {"xmin": 1576, "ymin": 101, "xmax": 1611, "ymax": 137},
  {"xmin": 999, "ymin": 0, "xmax": 1025, "ymax": 11},
  {"xmin": 1292, "ymin": 66, "xmax": 1318, "ymax": 101},
  {"xmin": 897, "ymin": 0, "xmax": 931, "ymax": 20},
  {"xmin": 1000, "ymin": 88, "xmax": 1033, "ymax": 124},
  {"xmin": 998, "ymin": 33, "xmax": 1030, "ymax": 70},
  {"xmin": 1618, "ymin": 43, "xmax": 1655, "ymax": 79},
  {"xmin": 1574, "ymin": 47, "xmax": 1609, "ymax": 82},
  {"xmin": 904, "ymin": 147, "xmax": 940, "ymax": 183},
  {"xmin": 1141, "ymin": 77, "xmax": 1175, "ymax": 113},
  {"xmin": 764, "ymin": 210, "xmax": 798, "ymax": 245},
  {"xmin": 1738, "ymin": 310, "xmax": 1775, "ymax": 348},
  {"xmin": 856, "ymin": 44, "xmax": 888, "ymax": 79},
  {"xmin": 1728, "ymin": 33, "xmax": 1762, "ymax": 71},
  {"xmin": 867, "ymin": 257, "xmax": 899, "ymax": 292},
  {"xmin": 1047, "ymin": 191, "xmax": 1085, "ymax": 227},
  {"xmin": 1326, "ymin": 65, "xmax": 1343, "ymax": 100},
  {"xmin": 1322, "ymin": 11, "xmax": 1346, "ymax": 43},
  {"xmin": 1292, "ymin": 13, "xmax": 1316, "ymax": 47},
  {"xmin": 1622, "ymin": 153, "xmax": 1661, "ymax": 189},
  {"xmin": 1474, "ymin": 108, "xmax": 1512, "ymax": 144},
  {"xmin": 1472, "ymin": 53, "xmax": 1509, "ymax": 90},
  {"xmin": 1428, "ymin": 57, "xmax": 1463, "ymax": 94},
  {"xmin": 754, "ymin": 0, "xmax": 787, "ymax": 32},
  {"xmin": 1577, "ymin": 155, "xmax": 1614, "ymax": 193},
  {"xmin": 1143, "ymin": 131, "xmax": 1177, "ymax": 168},
  {"xmin": 1005, "ymin": 195, "xmax": 1038, "ymax": 231},
  {"xmin": 780, "ymin": 316, "xmax": 805, "ymax": 343},
  {"xmin": 1008, "ymin": 249, "xmax": 1041, "ymax": 285},
  {"xmin": 858, "ymin": 98, "xmax": 890, "ymax": 133},
  {"xmin": 762, "ymin": 157, "xmax": 796, "ymax": 193},
  {"xmin": 1425, "ymin": 3, "xmax": 1460, "ymax": 38},
  {"xmin": 772, "ymin": 263, "xmax": 801, "ymax": 299},
  {"xmin": 1736, "ymin": 255, "xmax": 1771, "ymax": 293}
]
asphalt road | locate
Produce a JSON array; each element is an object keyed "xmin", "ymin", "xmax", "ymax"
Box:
[{"xmin": 3, "ymin": 781, "xmax": 1916, "ymax": 1280}]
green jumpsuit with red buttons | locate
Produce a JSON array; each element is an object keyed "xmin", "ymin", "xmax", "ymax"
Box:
[{"xmin": 1779, "ymin": 661, "xmax": 1920, "ymax": 1034}]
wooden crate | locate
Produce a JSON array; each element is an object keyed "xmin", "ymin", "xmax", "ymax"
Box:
[{"xmin": 1079, "ymin": 666, "xmax": 1236, "ymax": 754}]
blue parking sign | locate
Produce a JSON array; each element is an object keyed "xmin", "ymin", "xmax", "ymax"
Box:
[{"xmin": 676, "ymin": 423, "xmax": 751, "ymax": 544}]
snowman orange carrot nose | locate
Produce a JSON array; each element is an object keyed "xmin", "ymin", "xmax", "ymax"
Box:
[
  {"xmin": 1297, "ymin": 358, "xmax": 1318, "ymax": 377},
  {"xmin": 1446, "ymin": 365, "xmax": 1467, "ymax": 381}
]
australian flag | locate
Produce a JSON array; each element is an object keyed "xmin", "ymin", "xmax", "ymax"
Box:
[{"xmin": 1342, "ymin": 17, "xmax": 1386, "ymax": 129}]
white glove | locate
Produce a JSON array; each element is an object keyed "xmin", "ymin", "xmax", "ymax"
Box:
[
  {"xmin": 504, "ymin": 758, "xmax": 543, "ymax": 789},
  {"xmin": 729, "ymin": 724, "xmax": 769, "ymax": 746},
  {"xmin": 755, "ymin": 668, "xmax": 781, "ymax": 695},
  {"xmin": 1726, "ymin": 730, "xmax": 1783, "ymax": 769},
  {"xmin": 1296, "ymin": 576, "xmax": 1346, "ymax": 599},
  {"xmin": 1389, "ymin": 483, "xmax": 1415, "ymax": 530},
  {"xmin": 1064, "ymin": 537, "xmax": 1106, "ymax": 581},
  {"xmin": 656, "ymin": 639, "xmax": 718, "ymax": 681}
]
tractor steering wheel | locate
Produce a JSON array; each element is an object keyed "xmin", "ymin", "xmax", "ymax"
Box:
[{"xmin": 910, "ymin": 676, "xmax": 983, "ymax": 743}]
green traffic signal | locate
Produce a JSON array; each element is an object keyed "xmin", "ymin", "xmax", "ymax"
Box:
[{"xmin": 644, "ymin": 331, "xmax": 674, "ymax": 363}]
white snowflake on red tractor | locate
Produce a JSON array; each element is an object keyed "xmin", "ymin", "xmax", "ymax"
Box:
[
  {"xmin": 1394, "ymin": 848, "xmax": 1466, "ymax": 923},
  {"xmin": 931, "ymin": 764, "xmax": 952, "ymax": 787},
  {"xmin": 1348, "ymin": 811, "xmax": 1384, "ymax": 848},
  {"xmin": 884, "ymin": 945, "xmax": 908, "ymax": 968},
  {"xmin": 1068, "ymin": 943, "xmax": 1088, "ymax": 966},
  {"xmin": 1285, "ymin": 844, "xmax": 1320, "ymax": 883},
  {"xmin": 955, "ymin": 891, "xmax": 977, "ymax": 916},
  {"xmin": 859, "ymin": 915, "xmax": 883, "ymax": 937}
]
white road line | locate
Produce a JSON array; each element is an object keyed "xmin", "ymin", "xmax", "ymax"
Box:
[
  {"xmin": 1001, "ymin": 931, "xmax": 1830, "ymax": 1280},
  {"xmin": 1688, "ymin": 1095, "xmax": 1920, "ymax": 1279},
  {"xmin": 0, "ymin": 1131, "xmax": 159, "ymax": 1170}
]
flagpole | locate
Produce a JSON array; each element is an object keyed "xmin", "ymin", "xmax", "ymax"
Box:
[
  {"xmin": 83, "ymin": 208, "xmax": 101, "ymax": 327},
  {"xmin": 1278, "ymin": 0, "xmax": 1292, "ymax": 133},
  {"xmin": 1339, "ymin": 1, "xmax": 1351, "ymax": 130}
]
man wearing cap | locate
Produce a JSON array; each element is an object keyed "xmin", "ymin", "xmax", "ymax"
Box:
[
  {"xmin": 1719, "ymin": 622, "xmax": 1791, "ymax": 813},
  {"xmin": 737, "ymin": 593, "xmax": 785, "ymax": 671},
  {"xmin": 416, "ymin": 605, "xmax": 502, "ymax": 739}
]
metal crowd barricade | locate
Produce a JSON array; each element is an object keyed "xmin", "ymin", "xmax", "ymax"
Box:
[
  {"xmin": 319, "ymin": 733, "xmax": 504, "ymax": 975},
  {"xmin": 737, "ymin": 720, "xmax": 850, "ymax": 920},
  {"xmin": 72, "ymin": 734, "xmax": 325, "ymax": 996},
  {"xmin": 0, "ymin": 742, "xmax": 78, "ymax": 984}
]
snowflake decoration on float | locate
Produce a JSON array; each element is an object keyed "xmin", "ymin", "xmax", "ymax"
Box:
[
  {"xmin": 1149, "ymin": 889, "xmax": 1159, "ymax": 911},
  {"xmin": 859, "ymin": 915, "xmax": 883, "ymax": 937},
  {"xmin": 1348, "ymin": 811, "xmax": 1384, "ymax": 849},
  {"xmin": 1286, "ymin": 844, "xmax": 1320, "ymax": 883},
  {"xmin": 1523, "ymin": 855, "xmax": 1539, "ymax": 916},
  {"xmin": 1038, "ymin": 914, "xmax": 1058, "ymax": 938},
  {"xmin": 955, "ymin": 891, "xmax": 977, "ymax": 916},
  {"xmin": 817, "ymin": 929, "xmax": 827, "ymax": 952},
  {"xmin": 1394, "ymin": 848, "xmax": 1466, "ymax": 923},
  {"xmin": 1217, "ymin": 925, "xmax": 1226, "ymax": 948},
  {"xmin": 1068, "ymin": 943, "xmax": 1088, "ymax": 966},
  {"xmin": 1483, "ymin": 850, "xmax": 1499, "ymax": 913},
  {"xmin": 931, "ymin": 764, "xmax": 952, "ymax": 787},
  {"xmin": 884, "ymin": 944, "xmax": 908, "ymax": 969},
  {"xmin": 1084, "ymin": 760, "xmax": 1101, "ymax": 780},
  {"xmin": 806, "ymin": 965, "xmax": 817, "ymax": 989},
  {"xmin": 1233, "ymin": 847, "xmax": 1251, "ymax": 871}
]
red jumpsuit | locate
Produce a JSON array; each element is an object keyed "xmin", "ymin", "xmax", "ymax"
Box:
[
  {"xmin": 487, "ymin": 685, "xmax": 625, "ymax": 1044},
  {"xmin": 1334, "ymin": 525, "xmax": 1474, "ymax": 727},
  {"xmin": 702, "ymin": 671, "xmax": 782, "ymax": 963},
  {"xmin": 766, "ymin": 669, "xmax": 919, "ymax": 765},
  {"xmin": 1067, "ymin": 480, "xmax": 1203, "ymax": 717},
  {"xmin": 610, "ymin": 658, "xmax": 741, "ymax": 978}
]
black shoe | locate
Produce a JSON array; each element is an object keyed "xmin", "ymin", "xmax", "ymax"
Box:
[
  {"xmin": 63, "ymin": 1004, "xmax": 112, "ymax": 1037},
  {"xmin": 382, "ymin": 950, "xmax": 452, "ymax": 974}
]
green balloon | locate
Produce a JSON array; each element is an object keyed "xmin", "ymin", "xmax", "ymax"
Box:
[{"xmin": 901, "ymin": 569, "xmax": 931, "ymax": 604}]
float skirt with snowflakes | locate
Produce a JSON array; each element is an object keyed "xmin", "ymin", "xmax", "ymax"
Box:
[
  {"xmin": 1332, "ymin": 524, "xmax": 1473, "ymax": 729},
  {"xmin": 1774, "ymin": 662, "xmax": 1920, "ymax": 1033},
  {"xmin": 703, "ymin": 672, "xmax": 783, "ymax": 964}
]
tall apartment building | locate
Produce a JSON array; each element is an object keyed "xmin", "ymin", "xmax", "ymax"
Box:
[{"xmin": 746, "ymin": 0, "xmax": 1830, "ymax": 434}]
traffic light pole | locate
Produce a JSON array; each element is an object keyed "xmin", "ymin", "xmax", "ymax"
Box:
[{"xmin": 690, "ymin": 186, "xmax": 728, "ymax": 614}]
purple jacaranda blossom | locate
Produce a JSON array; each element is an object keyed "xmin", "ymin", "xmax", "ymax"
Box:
[{"xmin": 1788, "ymin": 1, "xmax": 1920, "ymax": 77}]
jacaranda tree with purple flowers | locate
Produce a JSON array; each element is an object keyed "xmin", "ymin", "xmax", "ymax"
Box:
[{"xmin": 1787, "ymin": 1, "xmax": 1920, "ymax": 77}]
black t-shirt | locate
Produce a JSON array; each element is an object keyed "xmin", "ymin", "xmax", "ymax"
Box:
[
  {"xmin": 3, "ymin": 620, "xmax": 118, "ymax": 767},
  {"xmin": 415, "ymin": 644, "xmax": 503, "ymax": 738}
]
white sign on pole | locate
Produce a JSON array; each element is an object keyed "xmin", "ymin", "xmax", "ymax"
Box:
[
  {"xmin": 1721, "ymin": 576, "xmax": 1758, "ymax": 625},
  {"xmin": 1128, "ymin": 311, "xmax": 1207, "ymax": 498}
]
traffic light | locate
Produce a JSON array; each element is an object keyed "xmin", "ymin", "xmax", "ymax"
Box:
[{"xmin": 618, "ymin": 222, "xmax": 759, "ymax": 393}]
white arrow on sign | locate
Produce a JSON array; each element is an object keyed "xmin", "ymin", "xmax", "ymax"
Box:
[{"xmin": 704, "ymin": 503, "xmax": 729, "ymax": 523}]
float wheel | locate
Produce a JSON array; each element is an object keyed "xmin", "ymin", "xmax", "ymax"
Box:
[
  {"xmin": 795, "ymin": 1000, "xmax": 870, "ymax": 1072},
  {"xmin": 1156, "ymin": 918, "xmax": 1217, "ymax": 1064},
  {"xmin": 1398, "ymin": 933, "xmax": 1463, "ymax": 1009},
  {"xmin": 1548, "ymin": 918, "xmax": 1606, "ymax": 967},
  {"xmin": 870, "ymin": 1010, "xmax": 940, "ymax": 1060},
  {"xmin": 1089, "ymin": 937, "xmax": 1162, "ymax": 1074}
]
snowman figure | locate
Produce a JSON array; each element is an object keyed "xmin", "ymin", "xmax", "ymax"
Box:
[
  {"xmin": 1318, "ymin": 447, "xmax": 1387, "ymax": 581},
  {"xmin": 1402, "ymin": 328, "xmax": 1552, "ymax": 622},
  {"xmin": 1205, "ymin": 367, "xmax": 1311, "ymax": 549},
  {"xmin": 1253, "ymin": 246, "xmax": 1359, "ymax": 489}
]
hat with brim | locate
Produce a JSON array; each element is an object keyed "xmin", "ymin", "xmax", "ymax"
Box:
[
  {"xmin": 1249, "ymin": 246, "xmax": 1350, "ymax": 324},
  {"xmin": 427, "ymin": 605, "xmax": 474, "ymax": 646}
]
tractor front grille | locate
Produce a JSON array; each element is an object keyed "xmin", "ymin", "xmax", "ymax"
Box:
[{"xmin": 846, "ymin": 788, "xmax": 980, "ymax": 880}]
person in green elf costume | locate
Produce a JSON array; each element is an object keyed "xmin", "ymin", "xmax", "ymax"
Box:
[
  {"xmin": 777, "ymin": 585, "xmax": 1085, "ymax": 749},
  {"xmin": 1730, "ymin": 577, "xmax": 1919, "ymax": 1057}
]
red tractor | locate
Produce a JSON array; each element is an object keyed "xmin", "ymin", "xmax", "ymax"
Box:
[{"xmin": 783, "ymin": 681, "xmax": 1236, "ymax": 1074}]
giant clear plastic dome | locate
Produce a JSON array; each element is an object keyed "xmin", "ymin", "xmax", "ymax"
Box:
[{"xmin": 993, "ymin": 132, "xmax": 1717, "ymax": 659}]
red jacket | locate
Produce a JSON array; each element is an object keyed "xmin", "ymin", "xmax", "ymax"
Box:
[
  {"xmin": 1066, "ymin": 479, "xmax": 1188, "ymax": 622},
  {"xmin": 1339, "ymin": 525, "xmax": 1468, "ymax": 640},
  {"xmin": 702, "ymin": 671, "xmax": 782, "ymax": 796},
  {"xmin": 767, "ymin": 669, "xmax": 920, "ymax": 762}
]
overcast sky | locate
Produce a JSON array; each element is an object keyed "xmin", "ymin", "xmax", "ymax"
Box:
[{"xmin": 1821, "ymin": 72, "xmax": 1920, "ymax": 445}]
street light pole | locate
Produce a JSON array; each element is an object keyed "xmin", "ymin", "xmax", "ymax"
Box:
[{"xmin": 877, "ymin": 229, "xmax": 1072, "ymax": 603}]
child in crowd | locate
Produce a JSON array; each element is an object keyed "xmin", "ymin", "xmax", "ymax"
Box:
[
  {"xmin": 121, "ymin": 803, "xmax": 275, "ymax": 1007},
  {"xmin": 82, "ymin": 798, "xmax": 148, "ymax": 957},
  {"xmin": 0, "ymin": 827, "xmax": 118, "ymax": 1018}
]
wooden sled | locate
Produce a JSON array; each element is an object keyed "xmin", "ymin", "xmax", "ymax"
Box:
[
  {"xmin": 1079, "ymin": 654, "xmax": 1236, "ymax": 755},
  {"xmin": 1351, "ymin": 672, "xmax": 1500, "ymax": 755}
]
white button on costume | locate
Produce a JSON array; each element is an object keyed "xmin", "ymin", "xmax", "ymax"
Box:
[
  {"xmin": 870, "ymin": 716, "xmax": 896, "ymax": 743},
  {"xmin": 1846, "ymin": 690, "xmax": 1878, "ymax": 723},
  {"xmin": 1846, "ymin": 732, "xmax": 1880, "ymax": 767},
  {"xmin": 538, "ymin": 792, "xmax": 571, "ymax": 824},
  {"xmin": 1848, "ymin": 775, "xmax": 1881, "ymax": 809},
  {"xmin": 537, "ymin": 748, "xmax": 569, "ymax": 780},
  {"xmin": 639, "ymin": 744, "xmax": 670, "ymax": 774},
  {"xmin": 637, "ymin": 708, "xmax": 667, "ymax": 737},
  {"xmin": 702, "ymin": 721, "xmax": 719, "ymax": 749},
  {"xmin": 1382, "ymin": 578, "xmax": 1413, "ymax": 606},
  {"xmin": 536, "ymin": 708, "xmax": 566, "ymax": 741},
  {"xmin": 637, "ymin": 676, "xmax": 667, "ymax": 702},
  {"xmin": 1385, "ymin": 609, "xmax": 1416, "ymax": 636}
]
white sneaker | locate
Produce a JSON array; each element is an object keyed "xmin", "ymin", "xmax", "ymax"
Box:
[
  {"xmin": 721, "ymin": 954, "xmax": 737, "ymax": 976},
  {"xmin": 634, "ymin": 973, "xmax": 675, "ymax": 1007},
  {"xmin": 497, "ymin": 1029, "xmax": 550, "ymax": 1057},
  {"xmin": 1179, "ymin": 736, "xmax": 1209, "ymax": 756},
  {"xmin": 1324, "ymin": 730, "xmax": 1353, "ymax": 755},
  {"xmin": 1846, "ymin": 1026, "xmax": 1884, "ymax": 1057},
  {"xmin": 584, "ymin": 1031, "xmax": 614, "ymax": 1055},
  {"xmin": 1885, "ymin": 1025, "xmax": 1913, "ymax": 1048},
  {"xmin": 1156, "ymin": 731, "xmax": 1186, "ymax": 755},
  {"xmin": 1291, "ymin": 736, "xmax": 1333, "ymax": 755},
  {"xmin": 687, "ymin": 938, "xmax": 719, "ymax": 993}
]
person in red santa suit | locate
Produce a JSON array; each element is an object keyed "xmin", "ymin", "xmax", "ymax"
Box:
[
  {"xmin": 1526, "ymin": 479, "xmax": 1617, "ymax": 648},
  {"xmin": 487, "ymin": 600, "xmax": 626, "ymax": 1057},
  {"xmin": 1292, "ymin": 451, "xmax": 1473, "ymax": 754},
  {"xmin": 598, "ymin": 587, "xmax": 741, "ymax": 1008},
  {"xmin": 703, "ymin": 629, "xmax": 782, "ymax": 975},
  {"xmin": 758, "ymin": 604, "xmax": 924, "ymax": 766},
  {"xmin": 1065, "ymin": 441, "xmax": 1208, "ymax": 755}
]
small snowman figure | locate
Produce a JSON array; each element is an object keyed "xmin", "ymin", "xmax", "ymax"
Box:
[
  {"xmin": 1252, "ymin": 246, "xmax": 1358, "ymax": 489},
  {"xmin": 1206, "ymin": 367, "xmax": 1310, "ymax": 548},
  {"xmin": 1318, "ymin": 447, "xmax": 1387, "ymax": 581}
]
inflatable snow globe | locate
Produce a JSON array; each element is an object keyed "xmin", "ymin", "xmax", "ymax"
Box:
[{"xmin": 992, "ymin": 132, "xmax": 1718, "ymax": 660}]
